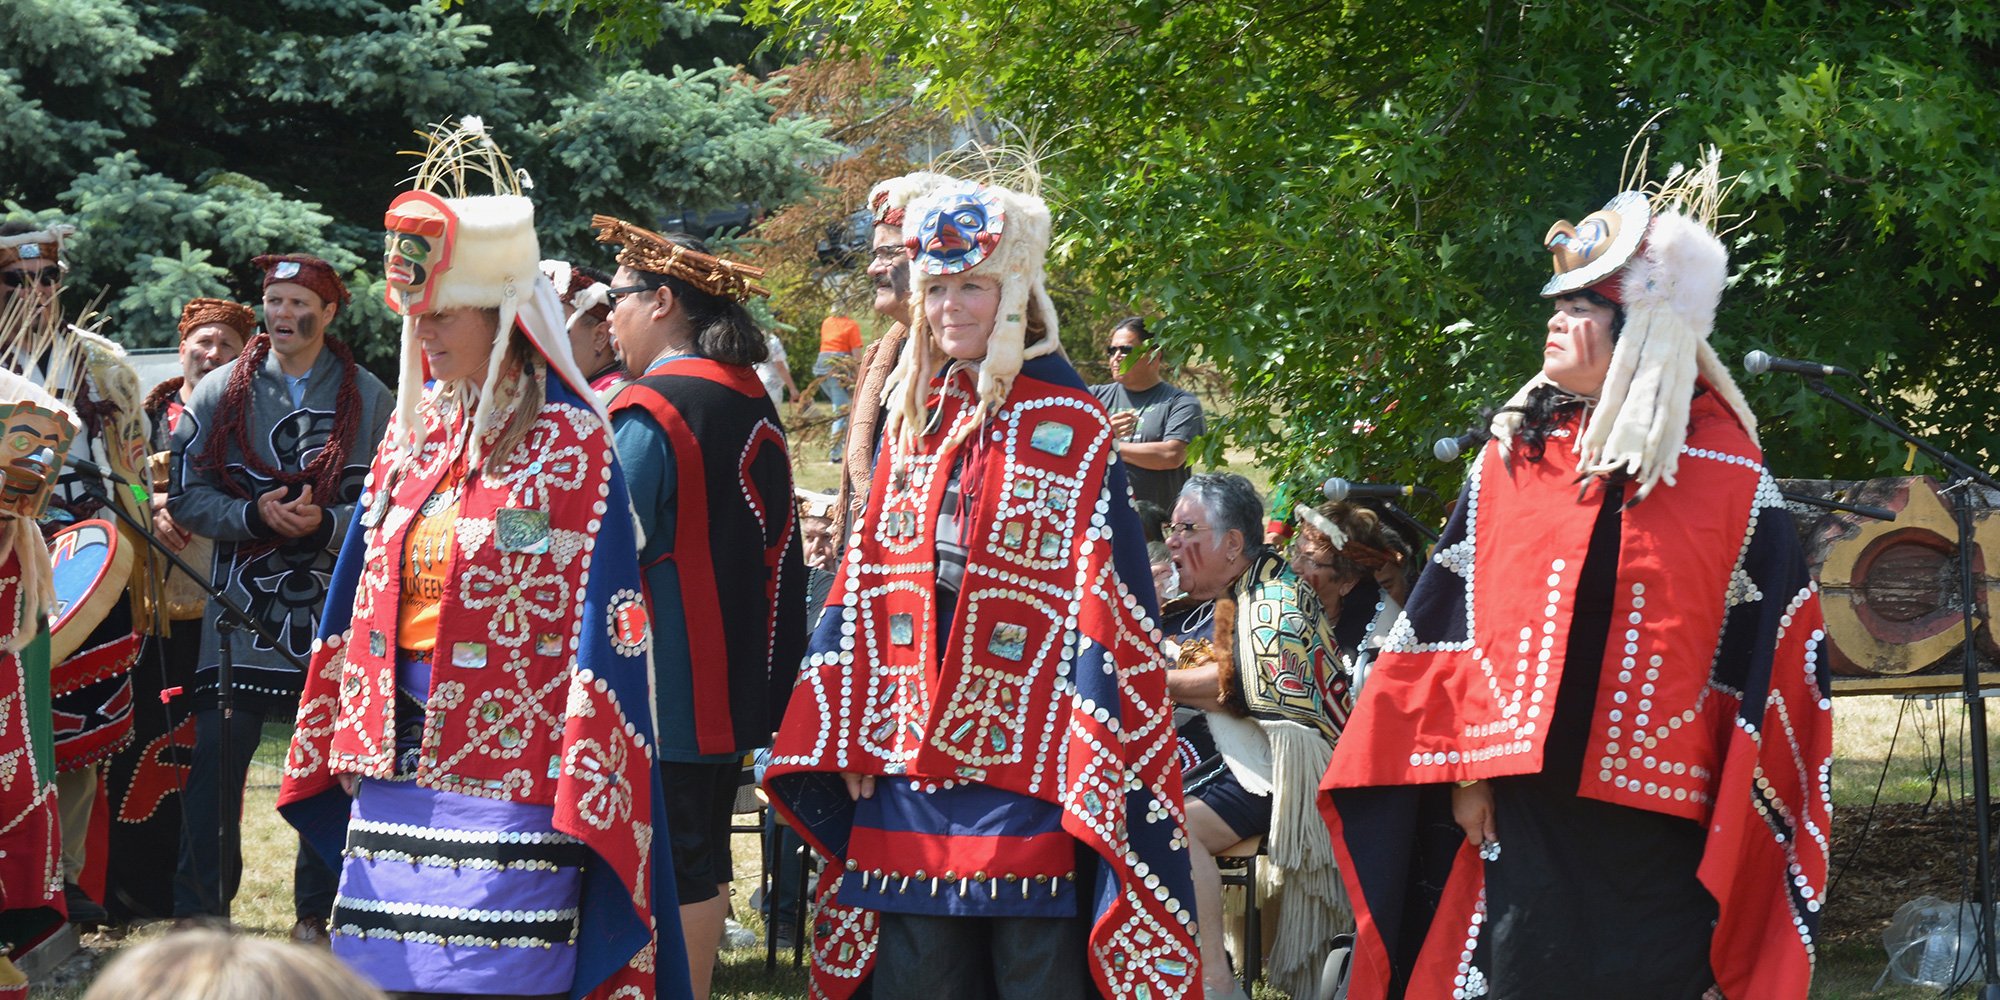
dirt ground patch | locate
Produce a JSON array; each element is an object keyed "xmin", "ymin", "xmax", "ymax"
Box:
[{"xmin": 1826, "ymin": 797, "xmax": 2000, "ymax": 946}]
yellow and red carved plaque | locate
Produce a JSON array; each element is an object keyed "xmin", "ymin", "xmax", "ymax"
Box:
[{"xmin": 1788, "ymin": 477, "xmax": 2000, "ymax": 693}]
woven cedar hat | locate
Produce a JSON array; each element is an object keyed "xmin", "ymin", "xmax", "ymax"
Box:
[
  {"xmin": 177, "ymin": 297, "xmax": 257, "ymax": 340},
  {"xmin": 382, "ymin": 117, "xmax": 609, "ymax": 469}
]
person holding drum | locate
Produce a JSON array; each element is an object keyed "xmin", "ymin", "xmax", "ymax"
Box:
[
  {"xmin": 0, "ymin": 366, "xmax": 81, "ymax": 996},
  {"xmin": 0, "ymin": 218, "xmax": 152, "ymax": 927}
]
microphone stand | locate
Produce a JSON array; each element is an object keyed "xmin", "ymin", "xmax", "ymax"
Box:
[
  {"xmin": 1777, "ymin": 489, "xmax": 1896, "ymax": 523},
  {"xmin": 1797, "ymin": 377, "xmax": 2000, "ymax": 994},
  {"xmin": 72, "ymin": 476, "xmax": 305, "ymax": 922},
  {"xmin": 1378, "ymin": 498, "xmax": 1441, "ymax": 544}
]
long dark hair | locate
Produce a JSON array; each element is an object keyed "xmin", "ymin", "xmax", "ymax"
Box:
[{"xmin": 642, "ymin": 233, "xmax": 768, "ymax": 367}]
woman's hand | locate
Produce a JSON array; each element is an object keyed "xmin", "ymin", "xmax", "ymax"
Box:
[
  {"xmin": 841, "ymin": 771, "xmax": 875, "ymax": 801},
  {"xmin": 337, "ymin": 773, "xmax": 359, "ymax": 797},
  {"xmin": 151, "ymin": 495, "xmax": 191, "ymax": 552},
  {"xmin": 1452, "ymin": 780, "xmax": 1497, "ymax": 850}
]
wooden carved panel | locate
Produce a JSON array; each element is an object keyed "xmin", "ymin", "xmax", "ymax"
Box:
[{"xmin": 1782, "ymin": 477, "xmax": 2000, "ymax": 694}]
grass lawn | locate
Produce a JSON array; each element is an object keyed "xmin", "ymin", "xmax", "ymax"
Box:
[
  {"xmin": 47, "ymin": 694, "xmax": 1994, "ymax": 998},
  {"xmin": 41, "ymin": 421, "xmax": 1999, "ymax": 998}
]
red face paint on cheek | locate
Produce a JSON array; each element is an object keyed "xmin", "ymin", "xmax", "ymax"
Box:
[{"xmin": 1180, "ymin": 545, "xmax": 1208, "ymax": 577}]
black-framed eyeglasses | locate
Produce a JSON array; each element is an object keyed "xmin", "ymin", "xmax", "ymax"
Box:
[
  {"xmin": 603, "ymin": 283, "xmax": 654, "ymax": 308},
  {"xmin": 869, "ymin": 245, "xmax": 908, "ymax": 264},
  {"xmin": 1, "ymin": 268, "xmax": 61, "ymax": 289},
  {"xmin": 1165, "ymin": 522, "xmax": 1212, "ymax": 539},
  {"xmin": 1106, "ymin": 345, "xmax": 1135, "ymax": 358}
]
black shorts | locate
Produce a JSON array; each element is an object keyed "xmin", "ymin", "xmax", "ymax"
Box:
[
  {"xmin": 1177, "ymin": 710, "xmax": 1274, "ymax": 841},
  {"xmin": 661, "ymin": 759, "xmax": 743, "ymax": 905},
  {"xmin": 1192, "ymin": 763, "xmax": 1274, "ymax": 842}
]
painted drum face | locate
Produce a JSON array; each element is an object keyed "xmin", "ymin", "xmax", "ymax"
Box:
[
  {"xmin": 1812, "ymin": 476, "xmax": 2000, "ymax": 688},
  {"xmin": 382, "ymin": 190, "xmax": 458, "ymax": 316},
  {"xmin": 910, "ymin": 184, "xmax": 1005, "ymax": 276},
  {"xmin": 0, "ymin": 400, "xmax": 76, "ymax": 520}
]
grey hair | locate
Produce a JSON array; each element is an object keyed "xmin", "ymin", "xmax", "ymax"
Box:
[{"xmin": 1178, "ymin": 472, "xmax": 1263, "ymax": 547}]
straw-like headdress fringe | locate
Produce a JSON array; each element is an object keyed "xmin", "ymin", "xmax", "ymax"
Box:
[
  {"xmin": 1494, "ymin": 147, "xmax": 1755, "ymax": 500},
  {"xmin": 0, "ymin": 315, "xmax": 75, "ymax": 649},
  {"xmin": 387, "ymin": 118, "xmax": 610, "ymax": 480}
]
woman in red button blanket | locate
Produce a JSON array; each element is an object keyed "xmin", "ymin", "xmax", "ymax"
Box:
[
  {"xmin": 765, "ymin": 166, "xmax": 1201, "ymax": 1000},
  {"xmin": 277, "ymin": 119, "xmax": 689, "ymax": 1000},
  {"xmin": 1320, "ymin": 150, "xmax": 1832, "ymax": 1000}
]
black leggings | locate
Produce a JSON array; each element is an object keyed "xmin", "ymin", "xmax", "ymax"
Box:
[{"xmin": 873, "ymin": 910, "xmax": 1092, "ymax": 1000}]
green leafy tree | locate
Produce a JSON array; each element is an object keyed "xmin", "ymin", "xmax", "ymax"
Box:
[
  {"xmin": 2, "ymin": 0, "xmax": 838, "ymax": 371},
  {"xmin": 581, "ymin": 0, "xmax": 2000, "ymax": 494}
]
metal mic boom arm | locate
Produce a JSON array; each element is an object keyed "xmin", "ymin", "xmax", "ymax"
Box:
[{"xmin": 66, "ymin": 479, "xmax": 306, "ymax": 673}]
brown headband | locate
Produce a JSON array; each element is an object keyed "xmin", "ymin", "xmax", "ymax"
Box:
[{"xmin": 177, "ymin": 297, "xmax": 257, "ymax": 340}]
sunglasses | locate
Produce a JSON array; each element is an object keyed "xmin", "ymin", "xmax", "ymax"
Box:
[
  {"xmin": 1, "ymin": 269, "xmax": 61, "ymax": 289},
  {"xmin": 1106, "ymin": 345, "xmax": 1136, "ymax": 358},
  {"xmin": 603, "ymin": 283, "xmax": 656, "ymax": 308}
]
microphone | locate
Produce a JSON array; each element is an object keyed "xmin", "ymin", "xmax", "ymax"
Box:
[
  {"xmin": 1432, "ymin": 428, "xmax": 1490, "ymax": 463},
  {"xmin": 65, "ymin": 455, "xmax": 151, "ymax": 504},
  {"xmin": 1323, "ymin": 478, "xmax": 1427, "ymax": 502},
  {"xmin": 1743, "ymin": 350, "xmax": 1856, "ymax": 380},
  {"xmin": 65, "ymin": 455, "xmax": 132, "ymax": 486}
]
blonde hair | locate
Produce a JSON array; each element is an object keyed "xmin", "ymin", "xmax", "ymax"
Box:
[
  {"xmin": 81, "ymin": 929, "xmax": 386, "ymax": 1000},
  {"xmin": 881, "ymin": 173, "xmax": 1061, "ymax": 463},
  {"xmin": 392, "ymin": 322, "xmax": 545, "ymax": 481}
]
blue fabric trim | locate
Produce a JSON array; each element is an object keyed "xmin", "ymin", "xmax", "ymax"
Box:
[{"xmin": 855, "ymin": 779, "xmax": 1066, "ymax": 838}]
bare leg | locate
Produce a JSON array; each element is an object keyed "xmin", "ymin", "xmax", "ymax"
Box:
[
  {"xmin": 55, "ymin": 766, "xmax": 96, "ymax": 882},
  {"xmin": 681, "ymin": 890, "xmax": 730, "ymax": 1000},
  {"xmin": 1186, "ymin": 799, "xmax": 1248, "ymax": 1000}
]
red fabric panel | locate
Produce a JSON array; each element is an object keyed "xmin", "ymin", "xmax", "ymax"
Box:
[{"xmin": 612, "ymin": 383, "xmax": 732, "ymax": 755}]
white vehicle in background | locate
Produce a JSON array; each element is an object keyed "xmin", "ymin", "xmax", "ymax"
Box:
[{"xmin": 125, "ymin": 347, "xmax": 180, "ymax": 393}]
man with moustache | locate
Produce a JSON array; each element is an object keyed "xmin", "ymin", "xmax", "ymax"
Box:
[
  {"xmin": 166, "ymin": 255, "xmax": 392, "ymax": 938},
  {"xmin": 832, "ymin": 171, "xmax": 955, "ymax": 543},
  {"xmin": 95, "ymin": 298, "xmax": 251, "ymax": 924}
]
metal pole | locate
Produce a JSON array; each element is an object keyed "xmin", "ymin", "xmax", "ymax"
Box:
[
  {"xmin": 216, "ymin": 620, "xmax": 235, "ymax": 922},
  {"xmin": 1793, "ymin": 379, "xmax": 2000, "ymax": 992},
  {"xmin": 1946, "ymin": 479, "xmax": 2000, "ymax": 994}
]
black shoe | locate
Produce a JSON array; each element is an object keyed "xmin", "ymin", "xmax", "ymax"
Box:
[
  {"xmin": 772, "ymin": 920, "xmax": 798, "ymax": 951},
  {"xmin": 290, "ymin": 915, "xmax": 330, "ymax": 947},
  {"xmin": 64, "ymin": 883, "xmax": 107, "ymax": 925}
]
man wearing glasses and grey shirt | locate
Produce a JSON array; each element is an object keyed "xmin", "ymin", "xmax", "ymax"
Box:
[{"xmin": 1090, "ymin": 315, "xmax": 1205, "ymax": 511}]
